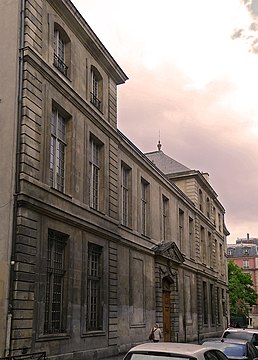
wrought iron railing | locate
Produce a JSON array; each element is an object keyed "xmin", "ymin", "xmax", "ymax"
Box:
[
  {"xmin": 90, "ymin": 92, "xmax": 101, "ymax": 111},
  {"xmin": 53, "ymin": 54, "xmax": 68, "ymax": 76}
]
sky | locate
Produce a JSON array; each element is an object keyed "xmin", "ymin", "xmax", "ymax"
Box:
[{"xmin": 72, "ymin": 0, "xmax": 258, "ymax": 244}]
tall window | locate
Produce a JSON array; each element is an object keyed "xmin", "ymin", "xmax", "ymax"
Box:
[
  {"xmin": 91, "ymin": 67, "xmax": 102, "ymax": 111},
  {"xmin": 206, "ymin": 197, "xmax": 210, "ymax": 218},
  {"xmin": 179, "ymin": 209, "xmax": 184, "ymax": 250},
  {"xmin": 90, "ymin": 137, "xmax": 101, "ymax": 210},
  {"xmin": 210, "ymin": 284, "xmax": 215, "ymax": 324},
  {"xmin": 87, "ymin": 243, "xmax": 103, "ymax": 331},
  {"xmin": 50, "ymin": 108, "xmax": 66, "ymax": 192},
  {"xmin": 44, "ymin": 229, "xmax": 68, "ymax": 334},
  {"xmin": 121, "ymin": 164, "xmax": 131, "ymax": 227},
  {"xmin": 243, "ymin": 259, "xmax": 249, "ymax": 269},
  {"xmin": 200, "ymin": 226, "xmax": 206, "ymax": 263},
  {"xmin": 54, "ymin": 28, "xmax": 68, "ymax": 76},
  {"xmin": 189, "ymin": 217, "xmax": 194, "ymax": 257},
  {"xmin": 199, "ymin": 189, "xmax": 203, "ymax": 211},
  {"xmin": 141, "ymin": 178, "xmax": 149, "ymax": 236},
  {"xmin": 217, "ymin": 287, "xmax": 221, "ymax": 324},
  {"xmin": 203, "ymin": 281, "xmax": 208, "ymax": 324},
  {"xmin": 162, "ymin": 196, "xmax": 169, "ymax": 242}
]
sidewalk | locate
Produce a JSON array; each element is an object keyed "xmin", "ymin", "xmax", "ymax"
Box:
[{"xmin": 101, "ymin": 354, "xmax": 125, "ymax": 360}]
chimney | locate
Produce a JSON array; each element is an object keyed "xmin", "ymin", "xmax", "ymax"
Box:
[{"xmin": 247, "ymin": 233, "xmax": 249, "ymax": 240}]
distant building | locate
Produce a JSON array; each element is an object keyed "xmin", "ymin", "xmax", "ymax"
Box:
[
  {"xmin": 0, "ymin": 0, "xmax": 229, "ymax": 359},
  {"xmin": 227, "ymin": 234, "xmax": 258, "ymax": 326}
]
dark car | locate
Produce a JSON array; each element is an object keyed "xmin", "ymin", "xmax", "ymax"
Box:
[
  {"xmin": 221, "ymin": 329, "xmax": 258, "ymax": 348},
  {"xmin": 202, "ymin": 338, "xmax": 258, "ymax": 360}
]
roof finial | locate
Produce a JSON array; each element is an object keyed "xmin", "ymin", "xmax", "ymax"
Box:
[{"xmin": 157, "ymin": 130, "xmax": 162, "ymax": 151}]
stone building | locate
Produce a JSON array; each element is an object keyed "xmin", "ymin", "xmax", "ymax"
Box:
[
  {"xmin": 227, "ymin": 235, "xmax": 258, "ymax": 327},
  {"xmin": 0, "ymin": 0, "xmax": 229, "ymax": 359}
]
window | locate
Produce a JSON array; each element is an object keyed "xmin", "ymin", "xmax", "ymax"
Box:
[
  {"xmin": 141, "ymin": 178, "xmax": 149, "ymax": 236},
  {"xmin": 179, "ymin": 209, "xmax": 184, "ymax": 249},
  {"xmin": 243, "ymin": 259, "xmax": 249, "ymax": 269},
  {"xmin": 208, "ymin": 231, "xmax": 212, "ymax": 267},
  {"xmin": 89, "ymin": 137, "xmax": 102, "ymax": 210},
  {"xmin": 87, "ymin": 243, "xmax": 103, "ymax": 331},
  {"xmin": 218, "ymin": 213, "xmax": 222, "ymax": 231},
  {"xmin": 244, "ymin": 248, "xmax": 249, "ymax": 256},
  {"xmin": 199, "ymin": 189, "xmax": 203, "ymax": 211},
  {"xmin": 203, "ymin": 281, "xmax": 208, "ymax": 324},
  {"xmin": 227, "ymin": 249, "xmax": 232, "ymax": 256},
  {"xmin": 44, "ymin": 229, "xmax": 68, "ymax": 334},
  {"xmin": 210, "ymin": 283, "xmax": 215, "ymax": 324},
  {"xmin": 50, "ymin": 108, "xmax": 66, "ymax": 192},
  {"xmin": 189, "ymin": 217, "xmax": 194, "ymax": 257},
  {"xmin": 206, "ymin": 197, "xmax": 210, "ymax": 218},
  {"xmin": 200, "ymin": 226, "xmax": 206, "ymax": 263},
  {"xmin": 162, "ymin": 195, "xmax": 169, "ymax": 242},
  {"xmin": 53, "ymin": 26, "xmax": 69, "ymax": 76},
  {"xmin": 121, "ymin": 163, "xmax": 131, "ymax": 227},
  {"xmin": 217, "ymin": 287, "xmax": 221, "ymax": 324},
  {"xmin": 90, "ymin": 66, "xmax": 102, "ymax": 111}
]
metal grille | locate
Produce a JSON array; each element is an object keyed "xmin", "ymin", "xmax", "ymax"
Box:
[
  {"xmin": 44, "ymin": 230, "xmax": 67, "ymax": 334},
  {"xmin": 87, "ymin": 244, "xmax": 102, "ymax": 331}
]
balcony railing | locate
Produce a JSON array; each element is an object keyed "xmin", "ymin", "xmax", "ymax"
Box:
[
  {"xmin": 90, "ymin": 92, "xmax": 101, "ymax": 111},
  {"xmin": 54, "ymin": 54, "xmax": 68, "ymax": 76}
]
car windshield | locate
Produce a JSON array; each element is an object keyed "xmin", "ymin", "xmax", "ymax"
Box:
[
  {"xmin": 124, "ymin": 354, "xmax": 194, "ymax": 360},
  {"xmin": 223, "ymin": 332, "xmax": 252, "ymax": 341},
  {"xmin": 223, "ymin": 345, "xmax": 246, "ymax": 357}
]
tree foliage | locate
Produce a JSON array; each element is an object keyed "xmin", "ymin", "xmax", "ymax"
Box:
[{"xmin": 228, "ymin": 261, "xmax": 258, "ymax": 317}]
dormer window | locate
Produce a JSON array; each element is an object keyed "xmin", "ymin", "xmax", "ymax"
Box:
[
  {"xmin": 243, "ymin": 248, "xmax": 249, "ymax": 256},
  {"xmin": 227, "ymin": 249, "xmax": 232, "ymax": 256},
  {"xmin": 53, "ymin": 25, "xmax": 70, "ymax": 77},
  {"xmin": 90, "ymin": 66, "xmax": 103, "ymax": 111}
]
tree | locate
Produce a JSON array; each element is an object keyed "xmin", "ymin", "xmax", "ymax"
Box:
[{"xmin": 228, "ymin": 261, "xmax": 258, "ymax": 318}]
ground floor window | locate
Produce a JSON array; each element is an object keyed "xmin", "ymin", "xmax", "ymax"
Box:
[
  {"xmin": 44, "ymin": 229, "xmax": 68, "ymax": 334},
  {"xmin": 87, "ymin": 243, "xmax": 103, "ymax": 331}
]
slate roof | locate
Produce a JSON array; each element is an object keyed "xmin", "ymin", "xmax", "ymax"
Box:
[
  {"xmin": 227, "ymin": 244, "xmax": 258, "ymax": 257},
  {"xmin": 145, "ymin": 150, "xmax": 190, "ymax": 175}
]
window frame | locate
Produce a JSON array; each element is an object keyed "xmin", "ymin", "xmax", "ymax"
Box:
[
  {"xmin": 90, "ymin": 66, "xmax": 103, "ymax": 111},
  {"xmin": 53, "ymin": 25, "xmax": 70, "ymax": 77},
  {"xmin": 44, "ymin": 229, "xmax": 69, "ymax": 335},
  {"xmin": 121, "ymin": 163, "xmax": 132, "ymax": 227},
  {"xmin": 87, "ymin": 243, "xmax": 103, "ymax": 331},
  {"xmin": 89, "ymin": 136, "xmax": 102, "ymax": 210},
  {"xmin": 140, "ymin": 178, "xmax": 149, "ymax": 237},
  {"xmin": 49, "ymin": 107, "xmax": 67, "ymax": 192}
]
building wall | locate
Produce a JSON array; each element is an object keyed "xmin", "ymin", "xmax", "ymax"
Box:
[
  {"xmin": 0, "ymin": 0, "xmax": 21, "ymax": 353},
  {"xmin": 1, "ymin": 0, "xmax": 229, "ymax": 358}
]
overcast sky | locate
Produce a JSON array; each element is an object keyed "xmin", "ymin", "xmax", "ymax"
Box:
[{"xmin": 72, "ymin": 0, "xmax": 258, "ymax": 244}]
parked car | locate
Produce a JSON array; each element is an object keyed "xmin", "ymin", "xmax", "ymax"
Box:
[
  {"xmin": 221, "ymin": 329, "xmax": 258, "ymax": 348},
  {"xmin": 201, "ymin": 338, "xmax": 258, "ymax": 360},
  {"xmin": 123, "ymin": 342, "xmax": 230, "ymax": 360}
]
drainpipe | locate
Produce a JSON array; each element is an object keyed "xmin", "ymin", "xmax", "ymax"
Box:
[{"xmin": 5, "ymin": 0, "xmax": 25, "ymax": 356}]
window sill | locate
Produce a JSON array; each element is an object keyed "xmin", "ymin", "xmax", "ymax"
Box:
[{"xmin": 36, "ymin": 333, "xmax": 70, "ymax": 342}]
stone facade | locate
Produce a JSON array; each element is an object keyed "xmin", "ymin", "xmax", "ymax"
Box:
[{"xmin": 0, "ymin": 0, "xmax": 229, "ymax": 359}]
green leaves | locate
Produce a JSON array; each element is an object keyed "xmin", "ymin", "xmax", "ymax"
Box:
[{"xmin": 228, "ymin": 261, "xmax": 258, "ymax": 317}]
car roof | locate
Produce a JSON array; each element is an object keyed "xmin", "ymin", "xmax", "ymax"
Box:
[
  {"xmin": 224, "ymin": 328, "xmax": 258, "ymax": 334},
  {"xmin": 205, "ymin": 339, "xmax": 248, "ymax": 345},
  {"xmin": 127, "ymin": 342, "xmax": 223, "ymax": 356}
]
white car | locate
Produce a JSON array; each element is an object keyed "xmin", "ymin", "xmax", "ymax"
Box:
[{"xmin": 123, "ymin": 342, "xmax": 230, "ymax": 360}]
